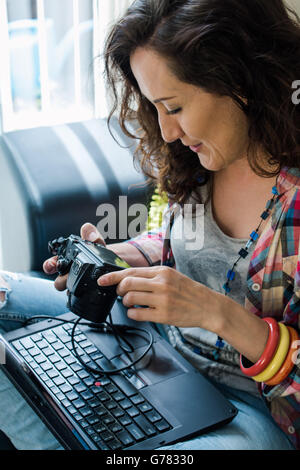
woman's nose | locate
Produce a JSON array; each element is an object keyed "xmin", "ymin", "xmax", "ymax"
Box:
[{"xmin": 159, "ymin": 114, "xmax": 184, "ymax": 143}]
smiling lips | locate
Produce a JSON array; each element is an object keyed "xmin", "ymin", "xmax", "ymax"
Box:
[{"xmin": 189, "ymin": 143, "xmax": 202, "ymax": 153}]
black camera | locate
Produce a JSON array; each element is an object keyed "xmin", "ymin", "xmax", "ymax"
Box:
[{"xmin": 48, "ymin": 235, "xmax": 131, "ymax": 323}]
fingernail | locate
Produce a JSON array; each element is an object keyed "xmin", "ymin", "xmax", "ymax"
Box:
[
  {"xmin": 46, "ymin": 262, "xmax": 56, "ymax": 274},
  {"xmin": 127, "ymin": 309, "xmax": 136, "ymax": 319},
  {"xmin": 88, "ymin": 231, "xmax": 98, "ymax": 242},
  {"xmin": 98, "ymin": 275, "xmax": 109, "ymax": 285}
]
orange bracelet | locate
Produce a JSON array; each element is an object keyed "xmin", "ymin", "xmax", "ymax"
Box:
[{"xmin": 264, "ymin": 326, "xmax": 299, "ymax": 386}]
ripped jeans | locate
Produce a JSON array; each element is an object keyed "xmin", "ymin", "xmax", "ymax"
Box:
[
  {"xmin": 0, "ymin": 271, "xmax": 296, "ymax": 450},
  {"xmin": 0, "ymin": 271, "xmax": 67, "ymax": 450}
]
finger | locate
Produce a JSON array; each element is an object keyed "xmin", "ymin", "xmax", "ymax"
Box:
[
  {"xmin": 43, "ymin": 256, "xmax": 58, "ymax": 274},
  {"xmin": 98, "ymin": 266, "xmax": 159, "ymax": 286},
  {"xmin": 127, "ymin": 307, "xmax": 157, "ymax": 322},
  {"xmin": 54, "ymin": 273, "xmax": 68, "ymax": 291},
  {"xmin": 116, "ymin": 277, "xmax": 154, "ymax": 297},
  {"xmin": 122, "ymin": 292, "xmax": 156, "ymax": 309},
  {"xmin": 80, "ymin": 222, "xmax": 106, "ymax": 246}
]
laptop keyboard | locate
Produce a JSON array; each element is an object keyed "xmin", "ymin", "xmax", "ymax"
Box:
[{"xmin": 11, "ymin": 323, "xmax": 171, "ymax": 450}]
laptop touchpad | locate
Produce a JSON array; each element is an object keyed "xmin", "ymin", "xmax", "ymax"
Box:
[{"xmin": 121, "ymin": 341, "xmax": 187, "ymax": 386}]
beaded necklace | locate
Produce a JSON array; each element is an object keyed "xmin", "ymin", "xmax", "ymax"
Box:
[{"xmin": 212, "ymin": 180, "xmax": 280, "ymax": 361}]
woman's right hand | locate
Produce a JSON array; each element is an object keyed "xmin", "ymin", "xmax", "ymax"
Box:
[{"xmin": 43, "ymin": 223, "xmax": 106, "ymax": 292}]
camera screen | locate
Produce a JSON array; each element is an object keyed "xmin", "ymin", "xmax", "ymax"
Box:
[{"xmin": 84, "ymin": 242, "xmax": 131, "ymax": 268}]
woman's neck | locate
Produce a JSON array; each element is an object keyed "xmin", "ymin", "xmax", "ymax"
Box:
[
  {"xmin": 210, "ymin": 157, "xmax": 279, "ymax": 239},
  {"xmin": 212, "ymin": 156, "xmax": 278, "ymax": 190}
]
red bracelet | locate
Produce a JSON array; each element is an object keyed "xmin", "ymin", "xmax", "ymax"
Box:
[{"xmin": 240, "ymin": 317, "xmax": 279, "ymax": 377}]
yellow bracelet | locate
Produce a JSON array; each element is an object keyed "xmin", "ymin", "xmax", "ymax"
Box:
[{"xmin": 252, "ymin": 322, "xmax": 290, "ymax": 382}]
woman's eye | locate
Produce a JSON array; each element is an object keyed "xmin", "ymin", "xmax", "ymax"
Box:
[{"xmin": 166, "ymin": 108, "xmax": 182, "ymax": 115}]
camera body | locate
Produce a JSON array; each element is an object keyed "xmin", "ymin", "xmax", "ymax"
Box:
[{"xmin": 48, "ymin": 235, "xmax": 131, "ymax": 323}]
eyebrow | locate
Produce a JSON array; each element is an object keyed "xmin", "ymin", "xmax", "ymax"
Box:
[{"xmin": 153, "ymin": 96, "xmax": 176, "ymax": 103}]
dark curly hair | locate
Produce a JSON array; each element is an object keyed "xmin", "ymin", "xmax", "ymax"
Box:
[{"xmin": 104, "ymin": 0, "xmax": 300, "ymax": 206}]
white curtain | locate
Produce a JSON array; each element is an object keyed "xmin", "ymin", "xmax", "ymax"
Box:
[
  {"xmin": 100, "ymin": 0, "xmax": 135, "ymax": 21},
  {"xmin": 93, "ymin": 0, "xmax": 134, "ymax": 118}
]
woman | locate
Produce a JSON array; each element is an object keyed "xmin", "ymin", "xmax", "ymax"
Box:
[{"xmin": 1, "ymin": 0, "xmax": 300, "ymax": 450}]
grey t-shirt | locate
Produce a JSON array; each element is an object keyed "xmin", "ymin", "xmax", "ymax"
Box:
[{"xmin": 163, "ymin": 186, "xmax": 260, "ymax": 396}]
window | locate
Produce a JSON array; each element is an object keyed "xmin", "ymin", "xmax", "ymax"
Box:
[{"xmin": 0, "ymin": 0, "xmax": 133, "ymax": 133}]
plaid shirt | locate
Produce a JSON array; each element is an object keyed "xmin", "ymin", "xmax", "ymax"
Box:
[{"xmin": 128, "ymin": 166, "xmax": 300, "ymax": 449}]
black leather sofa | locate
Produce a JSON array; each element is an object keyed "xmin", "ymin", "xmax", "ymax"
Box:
[{"xmin": 0, "ymin": 117, "xmax": 152, "ymax": 449}]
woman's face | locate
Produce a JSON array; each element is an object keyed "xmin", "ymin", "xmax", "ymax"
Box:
[{"xmin": 130, "ymin": 47, "xmax": 250, "ymax": 172}]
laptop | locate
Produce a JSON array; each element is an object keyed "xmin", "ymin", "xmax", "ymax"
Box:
[{"xmin": 0, "ymin": 298, "xmax": 238, "ymax": 450}]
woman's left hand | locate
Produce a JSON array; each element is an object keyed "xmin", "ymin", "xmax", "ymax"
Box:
[{"xmin": 98, "ymin": 266, "xmax": 222, "ymax": 331}]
